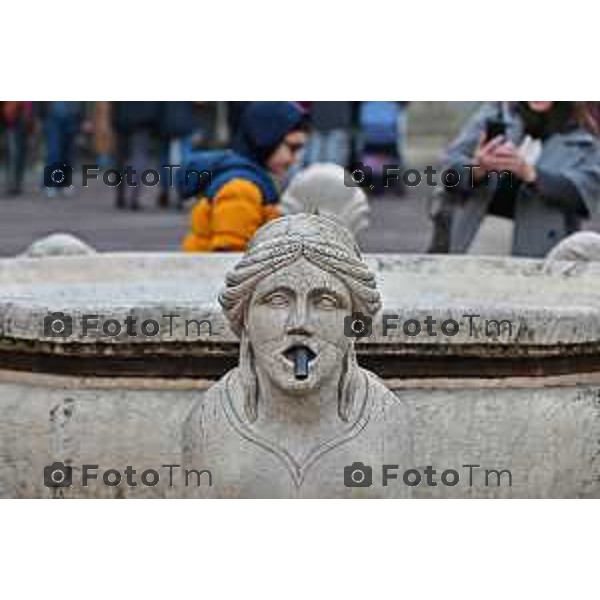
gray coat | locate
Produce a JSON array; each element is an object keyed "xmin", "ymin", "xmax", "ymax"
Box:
[{"xmin": 438, "ymin": 103, "xmax": 600, "ymax": 257}]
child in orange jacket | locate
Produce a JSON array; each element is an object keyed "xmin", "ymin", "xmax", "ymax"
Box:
[{"xmin": 182, "ymin": 102, "xmax": 308, "ymax": 252}]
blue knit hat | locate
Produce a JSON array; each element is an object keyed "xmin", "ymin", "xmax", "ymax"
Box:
[{"xmin": 232, "ymin": 101, "xmax": 309, "ymax": 165}]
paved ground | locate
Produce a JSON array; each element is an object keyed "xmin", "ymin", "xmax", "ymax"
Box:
[
  {"xmin": 3, "ymin": 139, "xmax": 599, "ymax": 258},
  {"xmin": 0, "ymin": 169, "xmax": 434, "ymax": 257}
]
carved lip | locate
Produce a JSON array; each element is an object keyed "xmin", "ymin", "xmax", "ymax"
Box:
[{"xmin": 282, "ymin": 342, "xmax": 317, "ymax": 363}]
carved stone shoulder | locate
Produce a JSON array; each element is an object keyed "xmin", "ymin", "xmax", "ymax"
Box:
[{"xmin": 181, "ymin": 373, "xmax": 231, "ymax": 462}]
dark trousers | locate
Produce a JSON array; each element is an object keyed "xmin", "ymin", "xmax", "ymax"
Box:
[
  {"xmin": 6, "ymin": 120, "xmax": 27, "ymax": 193},
  {"xmin": 44, "ymin": 115, "xmax": 77, "ymax": 167},
  {"xmin": 115, "ymin": 129, "xmax": 152, "ymax": 207}
]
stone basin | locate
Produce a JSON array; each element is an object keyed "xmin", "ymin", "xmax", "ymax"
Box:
[{"xmin": 0, "ymin": 253, "xmax": 598, "ymax": 498}]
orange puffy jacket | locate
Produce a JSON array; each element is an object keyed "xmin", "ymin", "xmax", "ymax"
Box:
[{"xmin": 182, "ymin": 178, "xmax": 281, "ymax": 252}]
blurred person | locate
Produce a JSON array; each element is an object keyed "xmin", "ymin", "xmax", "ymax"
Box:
[
  {"xmin": 429, "ymin": 102, "xmax": 600, "ymax": 257},
  {"xmin": 181, "ymin": 101, "xmax": 309, "ymax": 252},
  {"xmin": 2, "ymin": 101, "xmax": 32, "ymax": 196},
  {"xmin": 281, "ymin": 162, "xmax": 370, "ymax": 235},
  {"xmin": 157, "ymin": 101, "xmax": 195, "ymax": 209},
  {"xmin": 191, "ymin": 101, "xmax": 217, "ymax": 148},
  {"xmin": 227, "ymin": 101, "xmax": 251, "ymax": 139},
  {"xmin": 38, "ymin": 102, "xmax": 83, "ymax": 198},
  {"xmin": 112, "ymin": 101, "xmax": 160, "ymax": 210},
  {"xmin": 356, "ymin": 101, "xmax": 409, "ymax": 195},
  {"xmin": 303, "ymin": 102, "xmax": 352, "ymax": 167},
  {"xmin": 93, "ymin": 101, "xmax": 114, "ymax": 167}
]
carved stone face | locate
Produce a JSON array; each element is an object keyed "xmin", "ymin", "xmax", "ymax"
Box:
[{"xmin": 246, "ymin": 257, "xmax": 353, "ymax": 394}]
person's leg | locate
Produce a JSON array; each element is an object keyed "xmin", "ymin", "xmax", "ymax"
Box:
[
  {"xmin": 157, "ymin": 136, "xmax": 170, "ymax": 208},
  {"xmin": 115, "ymin": 132, "xmax": 129, "ymax": 209},
  {"xmin": 396, "ymin": 105, "xmax": 408, "ymax": 168},
  {"xmin": 467, "ymin": 216, "xmax": 514, "ymax": 256},
  {"xmin": 127, "ymin": 129, "xmax": 151, "ymax": 210},
  {"xmin": 303, "ymin": 131, "xmax": 323, "ymax": 167},
  {"xmin": 171, "ymin": 134, "xmax": 193, "ymax": 209},
  {"xmin": 60, "ymin": 116, "xmax": 78, "ymax": 197},
  {"xmin": 426, "ymin": 192, "xmax": 453, "ymax": 253},
  {"xmin": 44, "ymin": 116, "xmax": 61, "ymax": 167},
  {"xmin": 354, "ymin": 128, "xmax": 365, "ymax": 165},
  {"xmin": 6, "ymin": 127, "xmax": 18, "ymax": 194},
  {"xmin": 324, "ymin": 129, "xmax": 350, "ymax": 167},
  {"xmin": 179, "ymin": 134, "xmax": 194, "ymax": 161},
  {"xmin": 61, "ymin": 116, "xmax": 77, "ymax": 167},
  {"xmin": 13, "ymin": 120, "xmax": 27, "ymax": 194},
  {"xmin": 43, "ymin": 116, "xmax": 61, "ymax": 197}
]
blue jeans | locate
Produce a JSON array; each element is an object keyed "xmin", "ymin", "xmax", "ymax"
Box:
[
  {"xmin": 303, "ymin": 129, "xmax": 351, "ymax": 167},
  {"xmin": 44, "ymin": 115, "xmax": 78, "ymax": 168}
]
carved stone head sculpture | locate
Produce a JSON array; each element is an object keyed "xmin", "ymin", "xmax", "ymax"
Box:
[
  {"xmin": 219, "ymin": 213, "xmax": 381, "ymax": 423},
  {"xmin": 183, "ymin": 214, "xmax": 412, "ymax": 498}
]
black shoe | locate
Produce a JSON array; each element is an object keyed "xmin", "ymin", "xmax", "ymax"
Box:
[{"xmin": 157, "ymin": 191, "xmax": 169, "ymax": 209}]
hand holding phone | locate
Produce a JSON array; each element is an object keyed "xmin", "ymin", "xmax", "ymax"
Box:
[{"xmin": 485, "ymin": 117, "xmax": 506, "ymax": 142}]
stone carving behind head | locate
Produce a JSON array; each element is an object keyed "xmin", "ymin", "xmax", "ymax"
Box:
[
  {"xmin": 219, "ymin": 214, "xmax": 381, "ymax": 423},
  {"xmin": 545, "ymin": 231, "xmax": 600, "ymax": 263},
  {"xmin": 281, "ymin": 163, "xmax": 370, "ymax": 234},
  {"xmin": 21, "ymin": 233, "xmax": 96, "ymax": 258}
]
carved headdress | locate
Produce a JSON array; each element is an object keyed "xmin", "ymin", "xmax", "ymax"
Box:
[{"xmin": 219, "ymin": 213, "xmax": 381, "ymax": 334}]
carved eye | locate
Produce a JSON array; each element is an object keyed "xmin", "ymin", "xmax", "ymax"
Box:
[
  {"xmin": 263, "ymin": 292, "xmax": 290, "ymax": 307},
  {"xmin": 314, "ymin": 294, "xmax": 338, "ymax": 309}
]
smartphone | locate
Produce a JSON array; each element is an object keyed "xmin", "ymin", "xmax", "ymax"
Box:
[{"xmin": 485, "ymin": 118, "xmax": 506, "ymax": 141}]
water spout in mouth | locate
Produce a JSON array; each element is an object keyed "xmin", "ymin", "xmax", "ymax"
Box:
[{"xmin": 284, "ymin": 346, "xmax": 316, "ymax": 380}]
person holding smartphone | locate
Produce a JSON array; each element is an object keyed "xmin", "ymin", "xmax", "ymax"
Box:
[{"xmin": 428, "ymin": 101, "xmax": 600, "ymax": 257}]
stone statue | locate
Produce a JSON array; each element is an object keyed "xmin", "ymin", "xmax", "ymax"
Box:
[
  {"xmin": 21, "ymin": 233, "xmax": 96, "ymax": 258},
  {"xmin": 183, "ymin": 214, "xmax": 412, "ymax": 498},
  {"xmin": 545, "ymin": 231, "xmax": 600, "ymax": 263},
  {"xmin": 281, "ymin": 163, "xmax": 370, "ymax": 235}
]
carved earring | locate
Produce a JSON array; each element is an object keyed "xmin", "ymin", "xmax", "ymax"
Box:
[
  {"xmin": 338, "ymin": 344, "xmax": 358, "ymax": 422},
  {"xmin": 239, "ymin": 329, "xmax": 259, "ymax": 423}
]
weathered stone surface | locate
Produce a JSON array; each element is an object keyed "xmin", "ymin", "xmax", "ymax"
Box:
[
  {"xmin": 0, "ymin": 376, "xmax": 597, "ymax": 498},
  {"xmin": 3, "ymin": 252, "xmax": 600, "ymax": 350},
  {"xmin": 20, "ymin": 233, "xmax": 96, "ymax": 259},
  {"xmin": 1, "ymin": 215, "xmax": 600, "ymax": 498}
]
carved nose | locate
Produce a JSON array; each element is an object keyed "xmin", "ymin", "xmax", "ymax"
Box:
[{"xmin": 286, "ymin": 304, "xmax": 313, "ymax": 334}]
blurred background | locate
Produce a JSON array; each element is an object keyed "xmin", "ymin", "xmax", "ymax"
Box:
[{"xmin": 2, "ymin": 101, "xmax": 599, "ymax": 258}]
